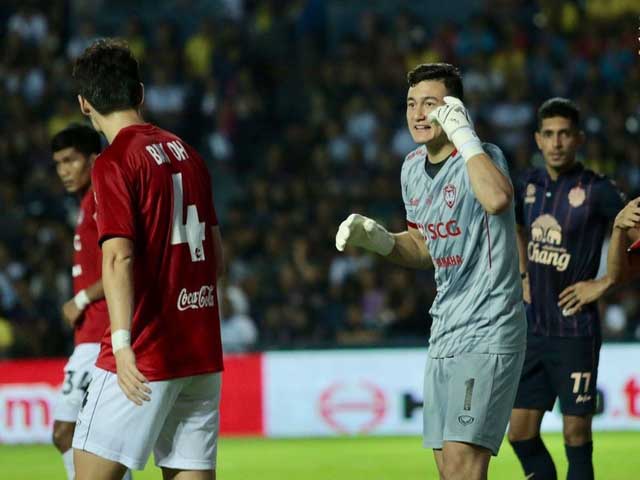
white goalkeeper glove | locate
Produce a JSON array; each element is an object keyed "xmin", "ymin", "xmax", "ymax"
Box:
[
  {"xmin": 335, "ymin": 213, "xmax": 395, "ymax": 256},
  {"xmin": 428, "ymin": 96, "xmax": 484, "ymax": 163}
]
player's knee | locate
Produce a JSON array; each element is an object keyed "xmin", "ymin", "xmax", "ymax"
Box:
[
  {"xmin": 507, "ymin": 425, "xmax": 526, "ymax": 443},
  {"xmin": 442, "ymin": 452, "xmax": 484, "ymax": 480},
  {"xmin": 563, "ymin": 419, "xmax": 591, "ymax": 445},
  {"xmin": 442, "ymin": 461, "xmax": 474, "ymax": 480},
  {"xmin": 52, "ymin": 421, "xmax": 75, "ymax": 452},
  {"xmin": 507, "ymin": 420, "xmax": 539, "ymax": 443}
]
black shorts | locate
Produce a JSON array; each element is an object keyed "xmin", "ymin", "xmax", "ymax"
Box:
[{"xmin": 513, "ymin": 333, "xmax": 601, "ymax": 416}]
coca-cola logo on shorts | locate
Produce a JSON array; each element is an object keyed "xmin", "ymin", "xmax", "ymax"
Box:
[{"xmin": 177, "ymin": 285, "xmax": 216, "ymax": 311}]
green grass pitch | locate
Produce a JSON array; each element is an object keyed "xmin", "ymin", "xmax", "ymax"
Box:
[{"xmin": 2, "ymin": 432, "xmax": 639, "ymax": 479}]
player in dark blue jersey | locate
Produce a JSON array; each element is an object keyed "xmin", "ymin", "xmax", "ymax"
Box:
[{"xmin": 508, "ymin": 98, "xmax": 625, "ymax": 480}]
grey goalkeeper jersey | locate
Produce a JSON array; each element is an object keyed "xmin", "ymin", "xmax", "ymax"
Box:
[{"xmin": 401, "ymin": 143, "xmax": 526, "ymax": 358}]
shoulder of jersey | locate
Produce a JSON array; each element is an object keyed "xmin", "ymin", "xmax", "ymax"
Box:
[
  {"xmin": 480, "ymin": 141, "xmax": 500, "ymax": 154},
  {"xmin": 589, "ymin": 170, "xmax": 624, "ymax": 198},
  {"xmin": 520, "ymin": 167, "xmax": 545, "ymax": 183},
  {"xmin": 585, "ymin": 167, "xmax": 612, "ymax": 184},
  {"xmin": 403, "ymin": 145, "xmax": 427, "ymax": 167}
]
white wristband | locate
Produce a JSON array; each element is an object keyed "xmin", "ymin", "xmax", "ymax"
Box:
[
  {"xmin": 111, "ymin": 329, "xmax": 131, "ymax": 353},
  {"xmin": 73, "ymin": 290, "xmax": 91, "ymax": 311},
  {"xmin": 450, "ymin": 127, "xmax": 485, "ymax": 163}
]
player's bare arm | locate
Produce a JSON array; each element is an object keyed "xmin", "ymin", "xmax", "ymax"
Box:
[
  {"xmin": 102, "ymin": 236, "xmax": 151, "ymax": 406},
  {"xmin": 211, "ymin": 226, "xmax": 225, "ymax": 279},
  {"xmin": 464, "ymin": 152, "xmax": 513, "ymax": 215},
  {"xmin": 606, "ymin": 198, "xmax": 640, "ymax": 284},
  {"xmin": 62, "ymin": 279, "xmax": 105, "ymax": 327},
  {"xmin": 515, "ymin": 224, "xmax": 531, "ymax": 304},
  {"xmin": 386, "ymin": 227, "xmax": 432, "ymax": 269},
  {"xmin": 428, "ymin": 96, "xmax": 512, "ymax": 215},
  {"xmin": 335, "ymin": 214, "xmax": 432, "ymax": 269}
]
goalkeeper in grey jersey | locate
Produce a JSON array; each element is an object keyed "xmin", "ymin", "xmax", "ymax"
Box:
[{"xmin": 335, "ymin": 63, "xmax": 526, "ymax": 480}]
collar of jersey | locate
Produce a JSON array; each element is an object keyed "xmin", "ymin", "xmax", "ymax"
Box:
[
  {"xmin": 423, "ymin": 148, "xmax": 459, "ymax": 180},
  {"xmin": 544, "ymin": 161, "xmax": 584, "ymax": 182}
]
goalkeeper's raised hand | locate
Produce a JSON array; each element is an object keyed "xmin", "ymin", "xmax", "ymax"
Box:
[
  {"xmin": 428, "ymin": 96, "xmax": 484, "ymax": 163},
  {"xmin": 335, "ymin": 213, "xmax": 395, "ymax": 256}
]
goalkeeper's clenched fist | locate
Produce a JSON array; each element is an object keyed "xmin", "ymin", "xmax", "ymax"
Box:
[{"xmin": 335, "ymin": 213, "xmax": 395, "ymax": 256}]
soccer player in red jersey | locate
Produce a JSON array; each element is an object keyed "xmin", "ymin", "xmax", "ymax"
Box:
[
  {"xmin": 70, "ymin": 39, "xmax": 225, "ymax": 480},
  {"xmin": 607, "ymin": 199, "xmax": 640, "ymax": 280},
  {"xmin": 52, "ymin": 124, "xmax": 135, "ymax": 480}
]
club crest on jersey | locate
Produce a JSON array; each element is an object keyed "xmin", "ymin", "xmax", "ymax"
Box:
[
  {"xmin": 525, "ymin": 183, "xmax": 536, "ymax": 204},
  {"xmin": 568, "ymin": 186, "xmax": 586, "ymax": 208},
  {"xmin": 443, "ymin": 184, "xmax": 456, "ymax": 208}
]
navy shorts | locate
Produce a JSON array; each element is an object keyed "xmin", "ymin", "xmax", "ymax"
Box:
[{"xmin": 513, "ymin": 333, "xmax": 601, "ymax": 416}]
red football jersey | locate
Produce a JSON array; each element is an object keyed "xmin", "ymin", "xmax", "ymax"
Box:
[
  {"xmin": 92, "ymin": 123, "xmax": 224, "ymax": 381},
  {"xmin": 73, "ymin": 187, "xmax": 109, "ymax": 345}
]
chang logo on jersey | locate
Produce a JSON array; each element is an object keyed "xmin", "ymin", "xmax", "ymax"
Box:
[
  {"xmin": 177, "ymin": 285, "xmax": 215, "ymax": 311},
  {"xmin": 528, "ymin": 214, "xmax": 571, "ymax": 272},
  {"xmin": 427, "ymin": 220, "xmax": 461, "ymax": 240}
]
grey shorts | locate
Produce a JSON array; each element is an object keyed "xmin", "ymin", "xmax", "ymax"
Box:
[{"xmin": 423, "ymin": 351, "xmax": 525, "ymax": 455}]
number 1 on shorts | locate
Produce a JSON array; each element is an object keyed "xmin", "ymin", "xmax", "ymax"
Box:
[{"xmin": 464, "ymin": 378, "xmax": 475, "ymax": 411}]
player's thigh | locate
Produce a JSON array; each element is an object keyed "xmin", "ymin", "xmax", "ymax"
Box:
[
  {"xmin": 547, "ymin": 336, "xmax": 601, "ymax": 416},
  {"xmin": 442, "ymin": 441, "xmax": 491, "ymax": 480},
  {"xmin": 74, "ymin": 448, "xmax": 128, "ymax": 480},
  {"xmin": 512, "ymin": 334, "xmax": 555, "ymax": 411},
  {"xmin": 73, "ymin": 368, "xmax": 185, "ymax": 471},
  {"xmin": 154, "ymin": 372, "xmax": 222, "ymax": 471},
  {"xmin": 162, "ymin": 468, "xmax": 215, "ymax": 480},
  {"xmin": 432, "ymin": 449, "xmax": 446, "ymax": 480},
  {"xmin": 52, "ymin": 420, "xmax": 76, "ymax": 451},
  {"xmin": 54, "ymin": 343, "xmax": 100, "ymax": 423},
  {"xmin": 443, "ymin": 351, "xmax": 525, "ymax": 455},
  {"xmin": 423, "ymin": 356, "xmax": 448, "ymax": 451}
]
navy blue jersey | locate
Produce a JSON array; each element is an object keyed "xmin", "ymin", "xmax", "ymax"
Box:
[{"xmin": 515, "ymin": 164, "xmax": 624, "ymax": 337}]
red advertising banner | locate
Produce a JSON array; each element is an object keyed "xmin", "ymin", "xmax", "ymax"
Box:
[{"xmin": 0, "ymin": 354, "xmax": 264, "ymax": 444}]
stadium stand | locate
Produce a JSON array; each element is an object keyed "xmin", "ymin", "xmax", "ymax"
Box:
[{"xmin": 0, "ymin": 0, "xmax": 638, "ymax": 357}]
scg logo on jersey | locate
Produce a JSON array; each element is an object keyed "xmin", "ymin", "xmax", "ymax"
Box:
[
  {"xmin": 427, "ymin": 220, "xmax": 461, "ymax": 240},
  {"xmin": 177, "ymin": 285, "xmax": 215, "ymax": 311}
]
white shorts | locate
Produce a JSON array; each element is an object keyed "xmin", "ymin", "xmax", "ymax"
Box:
[
  {"xmin": 72, "ymin": 368, "xmax": 222, "ymax": 471},
  {"xmin": 53, "ymin": 343, "xmax": 100, "ymax": 423}
]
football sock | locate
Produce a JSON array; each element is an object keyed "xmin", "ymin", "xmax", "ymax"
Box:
[
  {"xmin": 62, "ymin": 449, "xmax": 75, "ymax": 480},
  {"xmin": 565, "ymin": 442, "xmax": 593, "ymax": 480},
  {"xmin": 510, "ymin": 436, "xmax": 557, "ymax": 479}
]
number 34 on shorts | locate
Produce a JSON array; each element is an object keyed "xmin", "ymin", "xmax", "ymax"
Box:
[{"xmin": 62, "ymin": 369, "xmax": 92, "ymax": 395}]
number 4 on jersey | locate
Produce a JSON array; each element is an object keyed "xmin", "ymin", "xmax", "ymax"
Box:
[{"xmin": 171, "ymin": 173, "xmax": 205, "ymax": 262}]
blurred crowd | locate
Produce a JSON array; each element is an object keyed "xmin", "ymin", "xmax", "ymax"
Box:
[{"xmin": 1, "ymin": 0, "xmax": 639, "ymax": 358}]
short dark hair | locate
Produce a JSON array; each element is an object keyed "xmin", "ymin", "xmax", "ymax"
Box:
[
  {"xmin": 51, "ymin": 124, "xmax": 102, "ymax": 156},
  {"xmin": 407, "ymin": 63, "xmax": 464, "ymax": 102},
  {"xmin": 73, "ymin": 38, "xmax": 143, "ymax": 115},
  {"xmin": 537, "ymin": 97, "xmax": 580, "ymax": 130}
]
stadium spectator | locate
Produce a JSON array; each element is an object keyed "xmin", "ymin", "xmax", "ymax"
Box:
[{"xmin": 1, "ymin": 1, "xmax": 638, "ymax": 359}]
